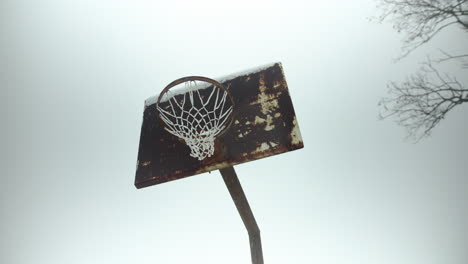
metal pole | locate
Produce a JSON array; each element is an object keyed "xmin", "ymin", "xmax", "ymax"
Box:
[{"xmin": 219, "ymin": 166, "xmax": 264, "ymax": 264}]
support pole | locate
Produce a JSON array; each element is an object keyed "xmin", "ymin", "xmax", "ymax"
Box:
[{"xmin": 219, "ymin": 166, "xmax": 264, "ymax": 264}]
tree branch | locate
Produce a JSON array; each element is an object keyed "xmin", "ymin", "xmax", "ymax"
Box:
[
  {"xmin": 379, "ymin": 60, "xmax": 468, "ymax": 140},
  {"xmin": 376, "ymin": 0, "xmax": 468, "ymax": 58}
]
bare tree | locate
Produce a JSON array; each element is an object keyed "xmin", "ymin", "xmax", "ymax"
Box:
[
  {"xmin": 377, "ymin": 0, "xmax": 468, "ymax": 57},
  {"xmin": 377, "ymin": 0, "xmax": 468, "ymax": 140},
  {"xmin": 379, "ymin": 60, "xmax": 468, "ymax": 138}
]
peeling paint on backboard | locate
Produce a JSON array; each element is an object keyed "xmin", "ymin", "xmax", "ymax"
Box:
[{"xmin": 135, "ymin": 62, "xmax": 304, "ymax": 188}]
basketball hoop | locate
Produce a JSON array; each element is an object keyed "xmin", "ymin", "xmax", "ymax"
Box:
[
  {"xmin": 156, "ymin": 76, "xmax": 235, "ymax": 160},
  {"xmin": 137, "ymin": 63, "xmax": 304, "ymax": 264}
]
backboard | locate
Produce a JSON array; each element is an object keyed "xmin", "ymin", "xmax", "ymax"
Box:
[{"xmin": 135, "ymin": 62, "xmax": 303, "ymax": 188}]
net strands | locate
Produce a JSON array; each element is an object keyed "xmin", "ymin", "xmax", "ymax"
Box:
[{"xmin": 157, "ymin": 81, "xmax": 234, "ymax": 160}]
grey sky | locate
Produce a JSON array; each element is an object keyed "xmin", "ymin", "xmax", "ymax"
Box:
[{"xmin": 1, "ymin": 0, "xmax": 467, "ymax": 264}]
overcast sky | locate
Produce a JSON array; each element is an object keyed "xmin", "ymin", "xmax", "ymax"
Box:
[{"xmin": 2, "ymin": 0, "xmax": 468, "ymax": 264}]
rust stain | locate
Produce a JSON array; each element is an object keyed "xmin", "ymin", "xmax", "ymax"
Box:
[
  {"xmin": 273, "ymin": 80, "xmax": 282, "ymax": 89},
  {"xmin": 254, "ymin": 116, "xmax": 265, "ymax": 125},
  {"xmin": 254, "ymin": 142, "xmax": 270, "ymax": 154},
  {"xmin": 290, "ymin": 116, "xmax": 303, "ymax": 146},
  {"xmin": 195, "ymin": 161, "xmax": 233, "ymax": 174},
  {"xmin": 264, "ymin": 115, "xmax": 275, "ymax": 131},
  {"xmin": 135, "ymin": 62, "xmax": 304, "ymax": 189},
  {"xmin": 253, "ymin": 115, "xmax": 275, "ymax": 131}
]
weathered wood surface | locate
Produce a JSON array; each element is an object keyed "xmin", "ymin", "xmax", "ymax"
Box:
[{"xmin": 135, "ymin": 62, "xmax": 303, "ymax": 188}]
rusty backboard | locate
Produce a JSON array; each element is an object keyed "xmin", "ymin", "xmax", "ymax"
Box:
[{"xmin": 135, "ymin": 62, "xmax": 303, "ymax": 188}]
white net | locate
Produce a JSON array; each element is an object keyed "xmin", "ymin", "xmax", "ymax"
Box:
[{"xmin": 157, "ymin": 81, "xmax": 233, "ymax": 160}]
